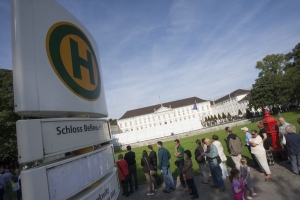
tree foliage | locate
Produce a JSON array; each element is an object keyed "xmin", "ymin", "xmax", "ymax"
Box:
[
  {"xmin": 245, "ymin": 109, "xmax": 253, "ymax": 119},
  {"xmin": 218, "ymin": 114, "xmax": 222, "ymax": 119},
  {"xmin": 222, "ymin": 113, "xmax": 226, "ymax": 119},
  {"xmin": 0, "ymin": 69, "xmax": 21, "ymax": 163},
  {"xmin": 249, "ymin": 54, "xmax": 289, "ymax": 109},
  {"xmin": 238, "ymin": 109, "xmax": 242, "ymax": 115},
  {"xmin": 284, "ymin": 43, "xmax": 300, "ymax": 102}
]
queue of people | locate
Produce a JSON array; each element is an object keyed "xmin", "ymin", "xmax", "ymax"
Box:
[
  {"xmin": 116, "ymin": 117, "xmax": 300, "ymax": 200},
  {"xmin": 0, "ymin": 167, "xmax": 21, "ymax": 200}
]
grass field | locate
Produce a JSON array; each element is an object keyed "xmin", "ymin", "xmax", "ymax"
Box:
[{"xmin": 114, "ymin": 111, "xmax": 300, "ymax": 184}]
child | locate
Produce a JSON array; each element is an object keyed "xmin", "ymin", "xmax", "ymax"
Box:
[
  {"xmin": 229, "ymin": 168, "xmax": 246, "ymax": 200},
  {"xmin": 240, "ymin": 158, "xmax": 257, "ymax": 199},
  {"xmin": 182, "ymin": 150, "xmax": 199, "ymax": 199},
  {"xmin": 116, "ymin": 154, "xmax": 130, "ymax": 197}
]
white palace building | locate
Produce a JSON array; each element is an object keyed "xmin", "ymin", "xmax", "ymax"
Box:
[{"xmin": 117, "ymin": 89, "xmax": 250, "ymax": 134}]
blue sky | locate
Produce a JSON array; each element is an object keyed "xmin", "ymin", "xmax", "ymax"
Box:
[{"xmin": 0, "ymin": 0, "xmax": 300, "ymax": 119}]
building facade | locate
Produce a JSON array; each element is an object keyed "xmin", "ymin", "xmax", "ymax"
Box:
[
  {"xmin": 117, "ymin": 89, "xmax": 253, "ymax": 133},
  {"xmin": 117, "ymin": 97, "xmax": 212, "ymax": 133},
  {"xmin": 212, "ymin": 89, "xmax": 250, "ymax": 117}
]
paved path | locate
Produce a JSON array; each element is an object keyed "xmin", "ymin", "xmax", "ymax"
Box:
[{"xmin": 117, "ymin": 161, "xmax": 300, "ymax": 200}]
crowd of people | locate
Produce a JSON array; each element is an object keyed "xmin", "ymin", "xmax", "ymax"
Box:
[
  {"xmin": 0, "ymin": 167, "xmax": 21, "ymax": 200},
  {"xmin": 116, "ymin": 117, "xmax": 300, "ymax": 200}
]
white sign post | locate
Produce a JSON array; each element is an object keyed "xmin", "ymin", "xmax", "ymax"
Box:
[
  {"xmin": 11, "ymin": 0, "xmax": 120, "ymax": 199},
  {"xmin": 17, "ymin": 118, "xmax": 111, "ymax": 163}
]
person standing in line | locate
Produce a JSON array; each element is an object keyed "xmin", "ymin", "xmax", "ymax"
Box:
[
  {"xmin": 297, "ymin": 118, "xmax": 300, "ymax": 133},
  {"xmin": 141, "ymin": 150, "xmax": 158, "ymax": 196},
  {"xmin": 194, "ymin": 139, "xmax": 209, "ymax": 184},
  {"xmin": 0, "ymin": 168, "xmax": 5, "ymax": 200},
  {"xmin": 182, "ymin": 150, "xmax": 199, "ymax": 199},
  {"xmin": 279, "ymin": 117, "xmax": 291, "ymax": 163},
  {"xmin": 148, "ymin": 145, "xmax": 161, "ymax": 186},
  {"xmin": 13, "ymin": 169, "xmax": 21, "ymax": 200},
  {"xmin": 124, "ymin": 145, "xmax": 138, "ymax": 192},
  {"xmin": 279, "ymin": 117, "xmax": 290, "ymax": 138},
  {"xmin": 225, "ymin": 127, "xmax": 243, "ymax": 169},
  {"xmin": 202, "ymin": 138, "xmax": 225, "ymax": 193},
  {"xmin": 212, "ymin": 135, "xmax": 229, "ymax": 180},
  {"xmin": 202, "ymin": 138, "xmax": 211, "ymax": 177},
  {"xmin": 248, "ymin": 130, "xmax": 272, "ymax": 181},
  {"xmin": 229, "ymin": 168, "xmax": 245, "ymax": 200},
  {"xmin": 256, "ymin": 122, "xmax": 274, "ymax": 166},
  {"xmin": 282, "ymin": 124, "xmax": 300, "ymax": 175},
  {"xmin": 241, "ymin": 127, "xmax": 259, "ymax": 168},
  {"xmin": 157, "ymin": 141, "xmax": 175, "ymax": 193},
  {"xmin": 3, "ymin": 169, "xmax": 13, "ymax": 200},
  {"xmin": 240, "ymin": 158, "xmax": 257, "ymax": 199},
  {"xmin": 116, "ymin": 154, "xmax": 130, "ymax": 197},
  {"xmin": 174, "ymin": 139, "xmax": 186, "ymax": 189}
]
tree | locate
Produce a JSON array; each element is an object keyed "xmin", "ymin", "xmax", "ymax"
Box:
[
  {"xmin": 238, "ymin": 109, "xmax": 242, "ymax": 115},
  {"xmin": 0, "ymin": 69, "xmax": 21, "ymax": 164},
  {"xmin": 108, "ymin": 118, "xmax": 117, "ymax": 124},
  {"xmin": 227, "ymin": 112, "xmax": 231, "ymax": 118},
  {"xmin": 213, "ymin": 115, "xmax": 217, "ymax": 120},
  {"xmin": 204, "ymin": 117, "xmax": 208, "ymax": 122},
  {"xmin": 245, "ymin": 109, "xmax": 253, "ymax": 119},
  {"xmin": 222, "ymin": 113, "xmax": 226, "ymax": 119},
  {"xmin": 284, "ymin": 43, "xmax": 300, "ymax": 102},
  {"xmin": 218, "ymin": 114, "xmax": 222, "ymax": 119},
  {"xmin": 207, "ymin": 116, "xmax": 211, "ymax": 121},
  {"xmin": 249, "ymin": 54, "xmax": 288, "ymax": 109}
]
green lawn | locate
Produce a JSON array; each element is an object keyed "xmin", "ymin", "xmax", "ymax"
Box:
[{"xmin": 114, "ymin": 111, "xmax": 300, "ymax": 184}]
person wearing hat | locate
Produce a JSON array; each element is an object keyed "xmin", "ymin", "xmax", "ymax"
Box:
[{"xmin": 241, "ymin": 127, "xmax": 259, "ymax": 168}]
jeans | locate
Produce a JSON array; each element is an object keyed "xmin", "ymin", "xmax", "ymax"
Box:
[
  {"xmin": 176, "ymin": 160, "xmax": 186, "ymax": 188},
  {"xmin": 289, "ymin": 153, "xmax": 300, "ymax": 174},
  {"xmin": 208, "ymin": 162, "xmax": 225, "ymax": 190},
  {"xmin": 121, "ymin": 175, "xmax": 130, "ymax": 195},
  {"xmin": 0, "ymin": 188, "xmax": 4, "ymax": 200},
  {"xmin": 186, "ymin": 179, "xmax": 198, "ymax": 197},
  {"xmin": 161, "ymin": 167, "xmax": 175, "ymax": 192},
  {"xmin": 198, "ymin": 162, "xmax": 209, "ymax": 183},
  {"xmin": 4, "ymin": 183, "xmax": 13, "ymax": 200},
  {"xmin": 128, "ymin": 164, "xmax": 138, "ymax": 191}
]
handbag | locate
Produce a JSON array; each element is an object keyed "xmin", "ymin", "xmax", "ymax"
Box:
[
  {"xmin": 144, "ymin": 158, "xmax": 156, "ymax": 175},
  {"xmin": 216, "ymin": 156, "xmax": 222, "ymax": 164}
]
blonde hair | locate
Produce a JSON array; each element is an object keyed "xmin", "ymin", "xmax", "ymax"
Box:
[
  {"xmin": 256, "ymin": 121, "xmax": 264, "ymax": 129},
  {"xmin": 240, "ymin": 157, "xmax": 248, "ymax": 170}
]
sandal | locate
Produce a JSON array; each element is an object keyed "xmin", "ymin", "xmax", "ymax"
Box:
[{"xmin": 252, "ymin": 193, "xmax": 257, "ymax": 196}]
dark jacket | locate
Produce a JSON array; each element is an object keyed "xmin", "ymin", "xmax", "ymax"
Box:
[
  {"xmin": 124, "ymin": 151, "xmax": 136, "ymax": 166},
  {"xmin": 182, "ymin": 158, "xmax": 194, "ymax": 179},
  {"xmin": 284, "ymin": 133, "xmax": 300, "ymax": 154},
  {"xmin": 158, "ymin": 147, "xmax": 171, "ymax": 170},
  {"xmin": 149, "ymin": 150, "xmax": 157, "ymax": 169},
  {"xmin": 226, "ymin": 133, "xmax": 242, "ymax": 156},
  {"xmin": 194, "ymin": 146, "xmax": 205, "ymax": 163},
  {"xmin": 141, "ymin": 156, "xmax": 155, "ymax": 173}
]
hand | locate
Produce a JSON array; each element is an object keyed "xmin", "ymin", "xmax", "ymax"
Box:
[{"xmin": 201, "ymin": 152, "xmax": 205, "ymax": 155}]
